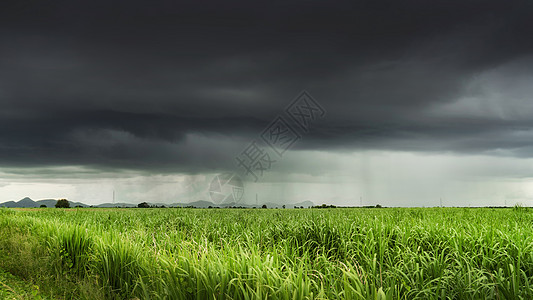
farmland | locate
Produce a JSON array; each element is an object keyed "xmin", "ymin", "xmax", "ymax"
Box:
[{"xmin": 0, "ymin": 207, "xmax": 532, "ymax": 299}]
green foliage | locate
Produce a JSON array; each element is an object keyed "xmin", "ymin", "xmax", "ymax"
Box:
[
  {"xmin": 55, "ymin": 199, "xmax": 70, "ymax": 208},
  {"xmin": 0, "ymin": 268, "xmax": 44, "ymax": 299},
  {"xmin": 1, "ymin": 207, "xmax": 533, "ymax": 299},
  {"xmin": 137, "ymin": 202, "xmax": 150, "ymax": 208}
]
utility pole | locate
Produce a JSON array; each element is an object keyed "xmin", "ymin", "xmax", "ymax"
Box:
[
  {"xmin": 440, "ymin": 197, "xmax": 442, "ymax": 207},
  {"xmin": 113, "ymin": 189, "xmax": 115, "ymax": 204}
]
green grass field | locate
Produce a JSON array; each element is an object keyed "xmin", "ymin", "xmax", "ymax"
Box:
[{"xmin": 0, "ymin": 207, "xmax": 532, "ymax": 299}]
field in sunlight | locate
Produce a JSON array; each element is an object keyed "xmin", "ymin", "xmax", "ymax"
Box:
[{"xmin": 1, "ymin": 207, "xmax": 532, "ymax": 299}]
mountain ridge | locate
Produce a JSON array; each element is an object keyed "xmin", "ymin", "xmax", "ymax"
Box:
[{"xmin": 0, "ymin": 197, "xmax": 314, "ymax": 208}]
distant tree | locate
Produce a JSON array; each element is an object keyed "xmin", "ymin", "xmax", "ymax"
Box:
[
  {"xmin": 55, "ymin": 199, "xmax": 70, "ymax": 208},
  {"xmin": 312, "ymin": 204, "xmax": 337, "ymax": 209},
  {"xmin": 262, "ymin": 204, "xmax": 267, "ymax": 209},
  {"xmin": 40, "ymin": 204, "xmax": 47, "ymax": 208},
  {"xmin": 282, "ymin": 205, "xmax": 286, "ymax": 209},
  {"xmin": 375, "ymin": 204, "xmax": 382, "ymax": 208},
  {"xmin": 138, "ymin": 202, "xmax": 150, "ymax": 208},
  {"xmin": 75, "ymin": 205, "xmax": 83, "ymax": 208}
]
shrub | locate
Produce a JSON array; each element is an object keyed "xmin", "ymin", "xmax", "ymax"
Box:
[
  {"xmin": 138, "ymin": 202, "xmax": 150, "ymax": 208},
  {"xmin": 55, "ymin": 199, "xmax": 70, "ymax": 208}
]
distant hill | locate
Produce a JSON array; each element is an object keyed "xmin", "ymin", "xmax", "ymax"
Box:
[
  {"xmin": 260, "ymin": 201, "xmax": 314, "ymax": 208},
  {"xmin": 170, "ymin": 200, "xmax": 314, "ymax": 208},
  {"xmin": 0, "ymin": 197, "xmax": 89, "ymax": 208},
  {"xmin": 171, "ymin": 200, "xmax": 219, "ymax": 208},
  {"xmin": 0, "ymin": 197, "xmax": 314, "ymax": 209},
  {"xmin": 36, "ymin": 199, "xmax": 64, "ymax": 207},
  {"xmin": 95, "ymin": 202, "xmax": 136, "ymax": 208}
]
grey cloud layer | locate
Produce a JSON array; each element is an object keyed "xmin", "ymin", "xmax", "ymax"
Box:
[{"xmin": 1, "ymin": 0, "xmax": 533, "ymax": 172}]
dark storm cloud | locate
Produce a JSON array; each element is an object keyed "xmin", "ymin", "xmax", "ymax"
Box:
[{"xmin": 1, "ymin": 0, "xmax": 533, "ymax": 172}]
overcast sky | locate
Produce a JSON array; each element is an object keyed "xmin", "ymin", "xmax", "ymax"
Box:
[{"xmin": 1, "ymin": 0, "xmax": 533, "ymax": 206}]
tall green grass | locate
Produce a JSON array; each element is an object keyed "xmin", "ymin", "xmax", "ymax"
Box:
[{"xmin": 0, "ymin": 207, "xmax": 532, "ymax": 299}]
